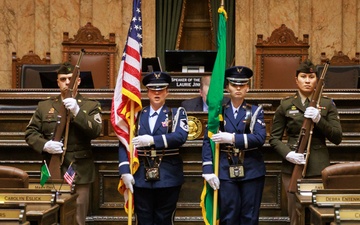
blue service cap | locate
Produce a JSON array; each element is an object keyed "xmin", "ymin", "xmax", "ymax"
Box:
[
  {"xmin": 225, "ymin": 66, "xmax": 253, "ymax": 85},
  {"xmin": 142, "ymin": 71, "xmax": 171, "ymax": 90}
]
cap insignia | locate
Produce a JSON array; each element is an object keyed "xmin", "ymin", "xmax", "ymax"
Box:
[
  {"xmin": 237, "ymin": 67, "xmax": 243, "ymax": 73},
  {"xmin": 154, "ymin": 72, "xmax": 161, "ymax": 79}
]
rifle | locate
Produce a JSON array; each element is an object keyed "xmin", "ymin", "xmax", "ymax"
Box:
[
  {"xmin": 287, "ymin": 61, "xmax": 330, "ymax": 193},
  {"xmin": 48, "ymin": 49, "xmax": 85, "ymax": 179}
]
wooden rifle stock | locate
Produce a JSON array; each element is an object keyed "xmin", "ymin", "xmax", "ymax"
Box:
[
  {"xmin": 287, "ymin": 61, "xmax": 330, "ymax": 193},
  {"xmin": 48, "ymin": 49, "xmax": 85, "ymax": 179}
]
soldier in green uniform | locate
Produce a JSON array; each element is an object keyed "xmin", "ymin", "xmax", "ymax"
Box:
[
  {"xmin": 25, "ymin": 62, "xmax": 102, "ymax": 225},
  {"xmin": 269, "ymin": 59, "xmax": 342, "ymax": 225}
]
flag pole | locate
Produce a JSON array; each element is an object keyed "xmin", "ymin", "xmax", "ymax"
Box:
[
  {"xmin": 213, "ymin": 142, "xmax": 220, "ymax": 224},
  {"xmin": 128, "ymin": 101, "xmax": 135, "ymax": 225}
]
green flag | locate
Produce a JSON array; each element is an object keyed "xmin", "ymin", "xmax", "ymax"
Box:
[
  {"xmin": 200, "ymin": 5, "xmax": 227, "ymax": 225},
  {"xmin": 40, "ymin": 163, "xmax": 51, "ymax": 186}
]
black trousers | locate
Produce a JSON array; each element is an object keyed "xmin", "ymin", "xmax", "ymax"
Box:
[{"xmin": 134, "ymin": 185, "xmax": 182, "ymax": 225}]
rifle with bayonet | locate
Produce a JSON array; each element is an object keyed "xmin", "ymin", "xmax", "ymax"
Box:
[
  {"xmin": 287, "ymin": 61, "xmax": 330, "ymax": 193},
  {"xmin": 48, "ymin": 49, "xmax": 85, "ymax": 179}
]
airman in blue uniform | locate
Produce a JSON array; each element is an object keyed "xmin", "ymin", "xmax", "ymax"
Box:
[
  {"xmin": 118, "ymin": 71, "xmax": 188, "ymax": 225},
  {"xmin": 202, "ymin": 66, "xmax": 266, "ymax": 225}
]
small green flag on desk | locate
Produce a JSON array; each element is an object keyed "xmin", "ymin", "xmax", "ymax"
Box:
[{"xmin": 40, "ymin": 161, "xmax": 51, "ymax": 186}]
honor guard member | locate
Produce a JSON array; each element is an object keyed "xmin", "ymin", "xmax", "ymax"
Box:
[
  {"xmin": 25, "ymin": 62, "xmax": 103, "ymax": 225},
  {"xmin": 269, "ymin": 60, "xmax": 342, "ymax": 225},
  {"xmin": 202, "ymin": 66, "xmax": 266, "ymax": 225},
  {"xmin": 118, "ymin": 71, "xmax": 189, "ymax": 225}
]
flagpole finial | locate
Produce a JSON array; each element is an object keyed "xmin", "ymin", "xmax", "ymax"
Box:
[{"xmin": 221, "ymin": 0, "xmax": 224, "ymax": 7}]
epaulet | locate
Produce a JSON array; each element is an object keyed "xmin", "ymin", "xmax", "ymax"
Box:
[{"xmin": 280, "ymin": 96, "xmax": 291, "ymax": 103}]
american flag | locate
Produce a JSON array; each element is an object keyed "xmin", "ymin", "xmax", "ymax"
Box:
[
  {"xmin": 64, "ymin": 164, "xmax": 76, "ymax": 186},
  {"xmin": 110, "ymin": 0, "xmax": 142, "ymax": 212}
]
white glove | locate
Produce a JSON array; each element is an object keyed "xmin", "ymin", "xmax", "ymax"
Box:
[
  {"xmin": 121, "ymin": 173, "xmax": 135, "ymax": 193},
  {"xmin": 304, "ymin": 106, "xmax": 321, "ymax": 123},
  {"xmin": 211, "ymin": 132, "xmax": 234, "ymax": 144},
  {"xmin": 286, "ymin": 151, "xmax": 306, "ymax": 165},
  {"xmin": 43, "ymin": 140, "xmax": 63, "ymax": 154},
  {"xmin": 202, "ymin": 173, "xmax": 220, "ymax": 190},
  {"xmin": 63, "ymin": 98, "xmax": 80, "ymax": 116},
  {"xmin": 132, "ymin": 135, "xmax": 154, "ymax": 148}
]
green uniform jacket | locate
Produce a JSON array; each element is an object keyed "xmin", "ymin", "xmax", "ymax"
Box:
[
  {"xmin": 269, "ymin": 92, "xmax": 342, "ymax": 176},
  {"xmin": 25, "ymin": 94, "xmax": 102, "ymax": 184}
]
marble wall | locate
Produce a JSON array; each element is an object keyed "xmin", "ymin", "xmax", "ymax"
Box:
[{"xmin": 0, "ymin": 0, "xmax": 359, "ymax": 89}]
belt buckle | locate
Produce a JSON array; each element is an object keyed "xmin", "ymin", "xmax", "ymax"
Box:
[{"xmin": 151, "ymin": 149, "xmax": 156, "ymax": 157}]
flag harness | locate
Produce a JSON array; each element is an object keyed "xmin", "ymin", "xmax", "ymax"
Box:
[
  {"xmin": 220, "ymin": 104, "xmax": 252, "ymax": 178},
  {"xmin": 136, "ymin": 107, "xmax": 175, "ymax": 181}
]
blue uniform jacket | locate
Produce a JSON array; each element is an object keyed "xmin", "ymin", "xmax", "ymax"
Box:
[
  {"xmin": 118, "ymin": 105, "xmax": 188, "ymax": 188},
  {"xmin": 202, "ymin": 101, "xmax": 267, "ymax": 181}
]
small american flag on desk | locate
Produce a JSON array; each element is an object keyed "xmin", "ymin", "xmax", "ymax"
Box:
[{"xmin": 64, "ymin": 163, "xmax": 76, "ymax": 186}]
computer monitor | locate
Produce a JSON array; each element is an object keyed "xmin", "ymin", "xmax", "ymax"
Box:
[
  {"xmin": 317, "ymin": 65, "xmax": 360, "ymax": 89},
  {"xmin": 165, "ymin": 50, "xmax": 217, "ymax": 72}
]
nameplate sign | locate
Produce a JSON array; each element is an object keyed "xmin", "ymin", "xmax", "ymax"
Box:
[
  {"xmin": 338, "ymin": 209, "xmax": 360, "ymax": 220},
  {"xmin": 169, "ymin": 76, "xmax": 202, "ymax": 89},
  {"xmin": 28, "ymin": 183, "xmax": 72, "ymax": 192},
  {"xmin": 298, "ymin": 183, "xmax": 324, "ymax": 196},
  {"xmin": 0, "ymin": 208, "xmax": 22, "ymax": 219},
  {"xmin": 312, "ymin": 190, "xmax": 360, "ymax": 206},
  {"xmin": 0, "ymin": 193, "xmax": 53, "ymax": 204}
]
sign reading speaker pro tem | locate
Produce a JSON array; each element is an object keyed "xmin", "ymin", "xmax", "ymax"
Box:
[{"xmin": 169, "ymin": 76, "xmax": 202, "ymax": 89}]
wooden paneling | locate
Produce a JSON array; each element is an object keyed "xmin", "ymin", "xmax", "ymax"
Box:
[{"xmin": 0, "ymin": 88, "xmax": 359, "ymax": 224}]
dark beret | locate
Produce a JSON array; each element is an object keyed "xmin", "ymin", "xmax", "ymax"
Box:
[
  {"xmin": 142, "ymin": 71, "xmax": 171, "ymax": 90},
  {"xmin": 225, "ymin": 66, "xmax": 253, "ymax": 85},
  {"xmin": 57, "ymin": 62, "xmax": 74, "ymax": 74},
  {"xmin": 296, "ymin": 59, "xmax": 317, "ymax": 76}
]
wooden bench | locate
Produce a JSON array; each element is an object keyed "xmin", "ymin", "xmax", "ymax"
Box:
[
  {"xmin": 0, "ymin": 203, "xmax": 30, "ymax": 225},
  {"xmin": 295, "ymin": 178, "xmax": 324, "ymax": 225},
  {"xmin": 0, "ymin": 188, "xmax": 59, "ymax": 225},
  {"xmin": 309, "ymin": 189, "xmax": 360, "ymax": 225}
]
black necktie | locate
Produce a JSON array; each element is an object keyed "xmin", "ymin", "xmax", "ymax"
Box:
[
  {"xmin": 151, "ymin": 112, "xmax": 158, "ymax": 117},
  {"xmin": 234, "ymin": 110, "xmax": 238, "ymax": 119}
]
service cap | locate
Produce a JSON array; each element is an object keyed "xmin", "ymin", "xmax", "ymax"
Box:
[
  {"xmin": 225, "ymin": 66, "xmax": 253, "ymax": 85},
  {"xmin": 142, "ymin": 71, "xmax": 171, "ymax": 90},
  {"xmin": 57, "ymin": 62, "xmax": 74, "ymax": 75},
  {"xmin": 296, "ymin": 59, "xmax": 317, "ymax": 76}
]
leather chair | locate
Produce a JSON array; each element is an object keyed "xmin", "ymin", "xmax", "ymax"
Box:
[
  {"xmin": 0, "ymin": 165, "xmax": 29, "ymax": 188},
  {"xmin": 62, "ymin": 22, "xmax": 117, "ymax": 89},
  {"xmin": 12, "ymin": 50, "xmax": 51, "ymax": 88},
  {"xmin": 254, "ymin": 24, "xmax": 310, "ymax": 89},
  {"xmin": 321, "ymin": 162, "xmax": 360, "ymax": 189}
]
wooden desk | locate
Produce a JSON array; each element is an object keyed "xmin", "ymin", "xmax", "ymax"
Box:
[
  {"xmin": 56, "ymin": 193, "xmax": 78, "ymax": 225},
  {"xmin": 0, "ymin": 189, "xmax": 59, "ymax": 225},
  {"xmin": 309, "ymin": 205, "xmax": 334, "ymax": 225},
  {"xmin": 26, "ymin": 204, "xmax": 59, "ymax": 225},
  {"xmin": 296, "ymin": 193, "xmax": 312, "ymax": 225},
  {"xmin": 295, "ymin": 179, "xmax": 324, "ymax": 225}
]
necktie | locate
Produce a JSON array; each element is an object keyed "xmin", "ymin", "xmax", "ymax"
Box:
[
  {"xmin": 149, "ymin": 112, "xmax": 158, "ymax": 132},
  {"xmin": 304, "ymin": 98, "xmax": 310, "ymax": 107},
  {"xmin": 234, "ymin": 110, "xmax": 238, "ymax": 119}
]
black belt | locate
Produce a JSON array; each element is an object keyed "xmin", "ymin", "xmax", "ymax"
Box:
[{"xmin": 137, "ymin": 149, "xmax": 179, "ymax": 157}]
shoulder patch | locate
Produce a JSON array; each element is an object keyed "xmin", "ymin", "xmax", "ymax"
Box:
[{"xmin": 94, "ymin": 113, "xmax": 102, "ymax": 124}]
